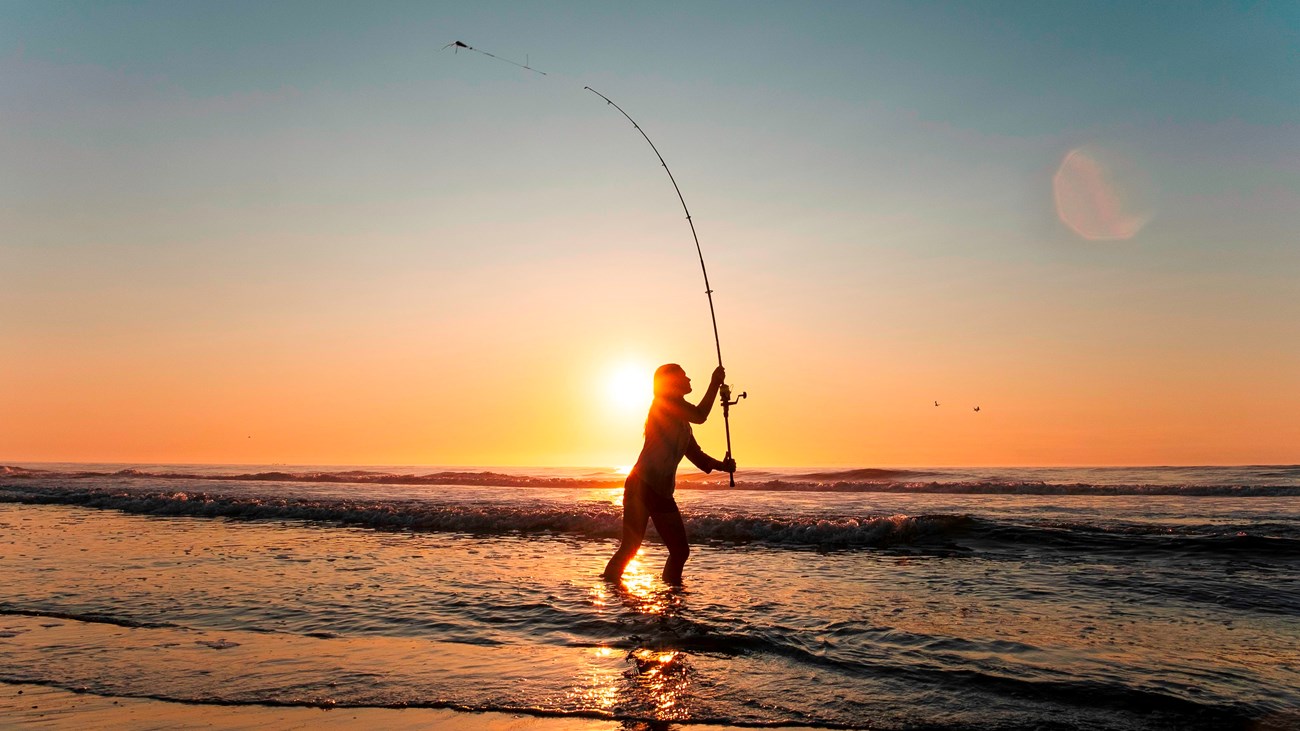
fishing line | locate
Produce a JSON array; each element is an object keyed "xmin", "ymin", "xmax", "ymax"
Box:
[
  {"xmin": 446, "ymin": 41, "xmax": 746, "ymax": 485},
  {"xmin": 441, "ymin": 41, "xmax": 546, "ymax": 75}
]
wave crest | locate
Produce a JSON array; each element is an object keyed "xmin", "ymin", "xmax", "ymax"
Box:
[
  {"xmin": 0, "ymin": 484, "xmax": 972, "ymax": 549},
  {"xmin": 4, "ymin": 465, "xmax": 1297, "ymax": 496},
  {"xmin": 4, "ymin": 484, "xmax": 1297, "ymax": 555}
]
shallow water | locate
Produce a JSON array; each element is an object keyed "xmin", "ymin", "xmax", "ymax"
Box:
[{"xmin": 2, "ymin": 466, "xmax": 1299, "ymax": 729}]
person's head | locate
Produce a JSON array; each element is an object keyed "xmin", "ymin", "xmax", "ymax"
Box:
[{"xmin": 653, "ymin": 363, "xmax": 692, "ymax": 398}]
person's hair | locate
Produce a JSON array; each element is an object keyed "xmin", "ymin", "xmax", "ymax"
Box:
[{"xmin": 653, "ymin": 363, "xmax": 685, "ymax": 397}]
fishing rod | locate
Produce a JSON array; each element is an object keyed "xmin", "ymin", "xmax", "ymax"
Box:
[
  {"xmin": 446, "ymin": 41, "xmax": 746, "ymax": 485},
  {"xmin": 580, "ymin": 87, "xmax": 745, "ymax": 486}
]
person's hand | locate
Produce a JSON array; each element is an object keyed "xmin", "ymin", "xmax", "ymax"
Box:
[
  {"xmin": 719, "ymin": 456, "xmax": 736, "ymax": 474},
  {"xmin": 710, "ymin": 366, "xmax": 726, "ymax": 388}
]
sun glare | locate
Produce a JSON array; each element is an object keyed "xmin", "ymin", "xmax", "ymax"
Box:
[{"xmin": 606, "ymin": 364, "xmax": 653, "ymax": 414}]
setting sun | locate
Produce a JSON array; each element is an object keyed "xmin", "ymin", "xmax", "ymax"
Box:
[{"xmin": 606, "ymin": 364, "xmax": 654, "ymax": 415}]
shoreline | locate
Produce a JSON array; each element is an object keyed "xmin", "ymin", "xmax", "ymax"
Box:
[
  {"xmin": 1, "ymin": 682, "xmax": 823, "ymax": 730},
  {"xmin": 0, "ymin": 681, "xmax": 607, "ymax": 730}
]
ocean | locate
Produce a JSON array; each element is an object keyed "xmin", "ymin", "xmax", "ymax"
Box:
[{"xmin": 1, "ymin": 463, "xmax": 1297, "ymax": 729}]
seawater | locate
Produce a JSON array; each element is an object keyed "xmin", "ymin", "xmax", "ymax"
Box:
[{"xmin": 1, "ymin": 463, "xmax": 1298, "ymax": 729}]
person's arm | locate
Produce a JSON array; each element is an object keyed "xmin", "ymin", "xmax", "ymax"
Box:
[
  {"xmin": 683, "ymin": 432, "xmax": 737, "ymax": 475},
  {"xmin": 673, "ymin": 366, "xmax": 724, "ymax": 424}
]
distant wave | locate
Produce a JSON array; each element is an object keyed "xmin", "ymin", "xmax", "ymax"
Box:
[
  {"xmin": 1, "ymin": 465, "xmax": 604, "ymax": 489},
  {"xmin": 790, "ymin": 481, "xmax": 1300, "ymax": 497},
  {"xmin": 3, "ymin": 483, "xmax": 1297, "ymax": 555},
  {"xmin": 1252, "ymin": 466, "xmax": 1300, "ymax": 479},
  {"xmin": 4, "ymin": 465, "xmax": 1297, "ymax": 496},
  {"xmin": 789, "ymin": 468, "xmax": 928, "ymax": 481}
]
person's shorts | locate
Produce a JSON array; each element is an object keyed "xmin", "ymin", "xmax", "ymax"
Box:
[{"xmin": 625, "ymin": 480, "xmax": 678, "ymax": 514}]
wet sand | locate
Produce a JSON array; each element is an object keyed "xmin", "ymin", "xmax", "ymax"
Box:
[
  {"xmin": 1, "ymin": 682, "xmax": 823, "ymax": 730},
  {"xmin": 0, "ymin": 681, "xmax": 612, "ymax": 730}
]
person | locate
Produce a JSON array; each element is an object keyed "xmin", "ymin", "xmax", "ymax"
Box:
[{"xmin": 602, "ymin": 363, "xmax": 736, "ymax": 585}]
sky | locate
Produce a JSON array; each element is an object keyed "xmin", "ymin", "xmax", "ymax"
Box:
[{"xmin": 2, "ymin": 1, "xmax": 1298, "ymax": 468}]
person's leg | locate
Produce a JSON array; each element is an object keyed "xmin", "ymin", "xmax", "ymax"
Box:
[
  {"xmin": 651, "ymin": 506, "xmax": 690, "ymax": 585},
  {"xmin": 603, "ymin": 489, "xmax": 649, "ymax": 581}
]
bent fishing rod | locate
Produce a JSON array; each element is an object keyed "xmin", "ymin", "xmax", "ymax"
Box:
[{"xmin": 446, "ymin": 41, "xmax": 747, "ymax": 485}]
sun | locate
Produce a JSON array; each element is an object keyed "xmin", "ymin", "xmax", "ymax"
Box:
[{"xmin": 606, "ymin": 363, "xmax": 653, "ymax": 415}]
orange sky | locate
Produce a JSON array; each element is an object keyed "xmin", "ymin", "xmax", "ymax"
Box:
[{"xmin": 3, "ymin": 4, "xmax": 1298, "ymax": 467}]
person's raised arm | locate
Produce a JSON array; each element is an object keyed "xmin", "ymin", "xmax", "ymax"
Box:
[
  {"xmin": 658, "ymin": 366, "xmax": 725, "ymax": 424},
  {"xmin": 683, "ymin": 366, "xmax": 724, "ymax": 424}
]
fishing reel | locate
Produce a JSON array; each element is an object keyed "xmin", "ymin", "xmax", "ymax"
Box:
[
  {"xmin": 719, "ymin": 383, "xmax": 746, "ymax": 488},
  {"xmin": 720, "ymin": 383, "xmax": 747, "ymax": 408}
]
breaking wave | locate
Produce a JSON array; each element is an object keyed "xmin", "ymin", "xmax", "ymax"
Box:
[
  {"xmin": 0, "ymin": 482, "xmax": 968, "ymax": 549},
  {"xmin": 3, "ymin": 482, "xmax": 1297, "ymax": 555},
  {"xmin": 3, "ymin": 465, "xmax": 1297, "ymax": 496}
]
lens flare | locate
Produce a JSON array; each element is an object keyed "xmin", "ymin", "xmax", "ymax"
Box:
[{"xmin": 1053, "ymin": 147, "xmax": 1152, "ymax": 241}]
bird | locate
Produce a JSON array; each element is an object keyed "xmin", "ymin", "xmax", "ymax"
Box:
[
  {"xmin": 934, "ymin": 401, "xmax": 940, "ymax": 407},
  {"xmin": 973, "ymin": 406, "xmax": 981, "ymax": 412}
]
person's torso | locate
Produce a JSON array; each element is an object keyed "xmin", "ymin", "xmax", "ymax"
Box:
[{"xmin": 630, "ymin": 400, "xmax": 692, "ymax": 495}]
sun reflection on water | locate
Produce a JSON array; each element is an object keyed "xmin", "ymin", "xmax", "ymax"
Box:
[
  {"xmin": 615, "ymin": 552, "xmax": 682, "ymax": 616},
  {"xmin": 566, "ymin": 645, "xmax": 692, "ymax": 719},
  {"xmin": 588, "ymin": 582, "xmax": 609, "ymax": 608},
  {"xmin": 578, "ymin": 554, "xmax": 696, "ymax": 720},
  {"xmin": 628, "ymin": 648, "xmax": 689, "ymax": 715},
  {"xmin": 566, "ymin": 639, "xmax": 693, "ymax": 720},
  {"xmin": 564, "ymin": 645, "xmax": 622, "ymax": 712}
]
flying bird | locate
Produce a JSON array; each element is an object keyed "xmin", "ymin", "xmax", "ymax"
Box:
[
  {"xmin": 973, "ymin": 406, "xmax": 981, "ymax": 412},
  {"xmin": 934, "ymin": 401, "xmax": 940, "ymax": 407}
]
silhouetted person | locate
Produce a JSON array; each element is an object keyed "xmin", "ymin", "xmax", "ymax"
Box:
[{"xmin": 603, "ymin": 363, "xmax": 736, "ymax": 585}]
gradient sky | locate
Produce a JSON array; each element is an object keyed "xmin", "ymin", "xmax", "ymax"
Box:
[{"xmin": 3, "ymin": 1, "xmax": 1298, "ymax": 467}]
